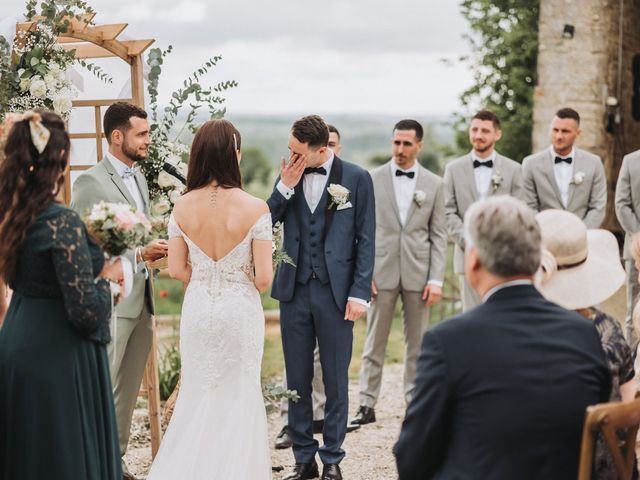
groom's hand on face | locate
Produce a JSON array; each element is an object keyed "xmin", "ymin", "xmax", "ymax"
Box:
[
  {"xmin": 280, "ymin": 152, "xmax": 306, "ymax": 189},
  {"xmin": 345, "ymin": 301, "xmax": 367, "ymax": 322},
  {"xmin": 142, "ymin": 239, "xmax": 169, "ymax": 262}
]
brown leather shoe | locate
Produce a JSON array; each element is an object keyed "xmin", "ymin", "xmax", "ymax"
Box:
[
  {"xmin": 350, "ymin": 405, "xmax": 376, "ymax": 425},
  {"xmin": 321, "ymin": 464, "xmax": 342, "ymax": 480},
  {"xmin": 283, "ymin": 460, "xmax": 320, "ymax": 480}
]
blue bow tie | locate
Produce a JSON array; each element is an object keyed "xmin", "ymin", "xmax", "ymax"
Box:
[{"xmin": 122, "ymin": 167, "xmax": 137, "ymax": 179}]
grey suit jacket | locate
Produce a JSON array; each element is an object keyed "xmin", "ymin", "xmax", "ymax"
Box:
[
  {"xmin": 371, "ymin": 162, "xmax": 447, "ymax": 292},
  {"xmin": 70, "ymin": 158, "xmax": 154, "ymax": 318},
  {"xmin": 615, "ymin": 149, "xmax": 640, "ymax": 260},
  {"xmin": 522, "ymin": 148, "xmax": 606, "ymax": 228},
  {"xmin": 444, "ymin": 153, "xmax": 523, "ymax": 274}
]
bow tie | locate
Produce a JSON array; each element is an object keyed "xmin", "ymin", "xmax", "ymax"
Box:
[
  {"xmin": 121, "ymin": 167, "xmax": 138, "ymax": 179},
  {"xmin": 554, "ymin": 156, "xmax": 572, "ymax": 165},
  {"xmin": 304, "ymin": 166, "xmax": 327, "ymax": 176},
  {"xmin": 473, "ymin": 159, "xmax": 493, "ymax": 169},
  {"xmin": 395, "ymin": 169, "xmax": 415, "ymax": 179}
]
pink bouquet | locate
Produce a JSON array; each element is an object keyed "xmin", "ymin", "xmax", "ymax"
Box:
[{"xmin": 85, "ymin": 201, "xmax": 152, "ymax": 257}]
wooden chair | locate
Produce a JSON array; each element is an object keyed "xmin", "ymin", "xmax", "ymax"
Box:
[{"xmin": 578, "ymin": 397, "xmax": 640, "ymax": 480}]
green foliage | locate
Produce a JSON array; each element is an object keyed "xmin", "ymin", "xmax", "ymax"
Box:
[
  {"xmin": 262, "ymin": 382, "xmax": 299, "ymax": 415},
  {"xmin": 158, "ymin": 341, "xmax": 181, "ymax": 401},
  {"xmin": 456, "ymin": 0, "xmax": 540, "ymax": 162},
  {"xmin": 240, "ymin": 147, "xmax": 272, "ymax": 186},
  {"xmin": 77, "ymin": 59, "xmax": 112, "ymax": 83}
]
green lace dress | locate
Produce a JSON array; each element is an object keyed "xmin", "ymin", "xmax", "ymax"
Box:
[{"xmin": 0, "ymin": 202, "xmax": 121, "ymax": 480}]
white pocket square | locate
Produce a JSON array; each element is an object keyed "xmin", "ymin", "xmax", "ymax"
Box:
[{"xmin": 337, "ymin": 201, "xmax": 353, "ymax": 211}]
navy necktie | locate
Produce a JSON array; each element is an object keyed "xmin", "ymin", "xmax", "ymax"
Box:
[
  {"xmin": 304, "ymin": 166, "xmax": 327, "ymax": 175},
  {"xmin": 473, "ymin": 159, "xmax": 493, "ymax": 169},
  {"xmin": 554, "ymin": 156, "xmax": 572, "ymax": 165},
  {"xmin": 395, "ymin": 170, "xmax": 415, "ymax": 179}
]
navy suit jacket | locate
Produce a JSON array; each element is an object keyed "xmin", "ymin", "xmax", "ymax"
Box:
[
  {"xmin": 267, "ymin": 156, "xmax": 375, "ymax": 311},
  {"xmin": 394, "ymin": 284, "xmax": 611, "ymax": 480}
]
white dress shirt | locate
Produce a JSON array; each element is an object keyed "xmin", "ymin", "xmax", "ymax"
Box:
[
  {"xmin": 391, "ymin": 160, "xmax": 418, "ymax": 226},
  {"xmin": 276, "ymin": 152, "xmax": 368, "ymax": 307},
  {"xmin": 471, "ymin": 151, "xmax": 497, "ymax": 200},
  {"xmin": 105, "ymin": 152, "xmax": 145, "ymax": 213},
  {"xmin": 482, "ymin": 279, "xmax": 534, "ymax": 303},
  {"xmin": 550, "ymin": 146, "xmax": 575, "ymax": 208}
]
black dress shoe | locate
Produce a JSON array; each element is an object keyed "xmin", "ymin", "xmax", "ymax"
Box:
[
  {"xmin": 283, "ymin": 460, "xmax": 320, "ymax": 480},
  {"xmin": 275, "ymin": 425, "xmax": 293, "ymax": 449},
  {"xmin": 346, "ymin": 422, "xmax": 360, "ymax": 433},
  {"xmin": 313, "ymin": 419, "xmax": 325, "ymax": 434},
  {"xmin": 350, "ymin": 405, "xmax": 376, "ymax": 425},
  {"xmin": 321, "ymin": 464, "xmax": 342, "ymax": 480}
]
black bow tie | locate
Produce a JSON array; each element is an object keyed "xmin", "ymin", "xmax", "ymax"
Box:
[
  {"xmin": 395, "ymin": 169, "xmax": 415, "ymax": 179},
  {"xmin": 304, "ymin": 166, "xmax": 327, "ymax": 175},
  {"xmin": 473, "ymin": 159, "xmax": 493, "ymax": 169},
  {"xmin": 554, "ymin": 156, "xmax": 572, "ymax": 165}
]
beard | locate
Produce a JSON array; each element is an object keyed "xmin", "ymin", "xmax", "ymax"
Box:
[
  {"xmin": 472, "ymin": 142, "xmax": 493, "ymax": 154},
  {"xmin": 122, "ymin": 141, "xmax": 148, "ymax": 163}
]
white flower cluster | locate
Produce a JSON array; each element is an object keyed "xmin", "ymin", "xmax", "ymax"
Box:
[{"xmin": 149, "ymin": 142, "xmax": 189, "ymax": 220}]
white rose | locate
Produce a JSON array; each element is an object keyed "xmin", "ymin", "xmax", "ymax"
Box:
[
  {"xmin": 52, "ymin": 93, "xmax": 72, "ymax": 115},
  {"xmin": 169, "ymin": 188, "xmax": 182, "ymax": 204},
  {"xmin": 158, "ymin": 171, "xmax": 175, "ymax": 188},
  {"xmin": 19, "ymin": 77, "xmax": 30, "ymax": 92},
  {"xmin": 44, "ymin": 73, "xmax": 58, "ymax": 90},
  {"xmin": 414, "ymin": 190, "xmax": 426, "ymax": 205},
  {"xmin": 327, "ymin": 183, "xmax": 350, "ymax": 204},
  {"xmin": 151, "ymin": 198, "xmax": 171, "ymax": 216},
  {"xmin": 29, "ymin": 77, "xmax": 47, "ymax": 98}
]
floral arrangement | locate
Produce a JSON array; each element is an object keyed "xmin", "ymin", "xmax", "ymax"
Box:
[
  {"xmin": 85, "ymin": 201, "xmax": 152, "ymax": 256},
  {"xmin": 138, "ymin": 46, "xmax": 237, "ymax": 237},
  {"xmin": 272, "ymin": 221, "xmax": 295, "ymax": 268},
  {"xmin": 327, "ymin": 183, "xmax": 350, "ymax": 210},
  {"xmin": 0, "ymin": 0, "xmax": 110, "ymax": 119}
]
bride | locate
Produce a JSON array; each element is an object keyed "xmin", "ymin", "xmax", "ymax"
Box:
[{"xmin": 147, "ymin": 119, "xmax": 273, "ymax": 479}]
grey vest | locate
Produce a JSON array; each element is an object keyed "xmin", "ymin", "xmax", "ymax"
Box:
[{"xmin": 295, "ymin": 190, "xmax": 330, "ymax": 285}]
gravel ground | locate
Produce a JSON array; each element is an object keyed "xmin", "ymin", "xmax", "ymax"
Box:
[{"xmin": 124, "ymin": 363, "xmax": 406, "ymax": 479}]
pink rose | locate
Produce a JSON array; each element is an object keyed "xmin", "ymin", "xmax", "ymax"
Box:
[{"xmin": 115, "ymin": 210, "xmax": 137, "ymax": 231}]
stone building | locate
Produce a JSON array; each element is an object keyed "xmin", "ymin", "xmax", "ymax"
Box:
[{"xmin": 533, "ymin": 0, "xmax": 640, "ymax": 230}]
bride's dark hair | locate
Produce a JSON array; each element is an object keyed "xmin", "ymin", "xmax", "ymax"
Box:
[
  {"xmin": 0, "ymin": 110, "xmax": 70, "ymax": 281},
  {"xmin": 187, "ymin": 119, "xmax": 242, "ymax": 191}
]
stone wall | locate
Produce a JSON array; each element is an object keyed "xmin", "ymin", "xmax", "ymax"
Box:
[{"xmin": 533, "ymin": 0, "xmax": 640, "ymax": 229}]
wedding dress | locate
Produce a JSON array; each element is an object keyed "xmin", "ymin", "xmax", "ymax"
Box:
[{"xmin": 147, "ymin": 212, "xmax": 272, "ymax": 480}]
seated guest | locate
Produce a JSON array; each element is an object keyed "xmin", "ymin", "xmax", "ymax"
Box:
[
  {"xmin": 393, "ymin": 195, "xmax": 611, "ymax": 480},
  {"xmin": 536, "ymin": 209, "xmax": 635, "ymax": 480}
]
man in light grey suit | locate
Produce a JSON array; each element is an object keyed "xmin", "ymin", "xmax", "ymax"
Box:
[
  {"xmin": 351, "ymin": 120, "xmax": 448, "ymax": 426},
  {"xmin": 615, "ymin": 148, "xmax": 640, "ymax": 352},
  {"xmin": 71, "ymin": 102, "xmax": 167, "ymax": 480},
  {"xmin": 522, "ymin": 107, "xmax": 607, "ymax": 228},
  {"xmin": 444, "ymin": 110, "xmax": 523, "ymax": 311}
]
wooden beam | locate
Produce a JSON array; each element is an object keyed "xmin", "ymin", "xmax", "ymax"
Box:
[
  {"xmin": 69, "ymin": 133, "xmax": 105, "ymax": 139},
  {"xmin": 124, "ymin": 39, "xmax": 155, "ymax": 56},
  {"xmin": 72, "ymin": 99, "xmax": 132, "ymax": 107},
  {"xmin": 69, "ymin": 165, "xmax": 93, "ymax": 171},
  {"xmin": 58, "ymin": 23, "xmax": 127, "ymax": 43},
  {"xmin": 60, "ymin": 42, "xmax": 130, "ymax": 63}
]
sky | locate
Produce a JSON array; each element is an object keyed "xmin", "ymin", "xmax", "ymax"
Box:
[{"xmin": 1, "ymin": 0, "xmax": 474, "ymax": 116}]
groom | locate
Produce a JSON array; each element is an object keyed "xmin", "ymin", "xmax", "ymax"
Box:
[{"xmin": 268, "ymin": 115, "xmax": 375, "ymax": 480}]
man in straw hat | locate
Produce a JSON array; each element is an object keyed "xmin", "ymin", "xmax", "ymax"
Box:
[{"xmin": 394, "ymin": 195, "xmax": 611, "ymax": 480}]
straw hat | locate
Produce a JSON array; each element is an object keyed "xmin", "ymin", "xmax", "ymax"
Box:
[{"xmin": 535, "ymin": 209, "xmax": 625, "ymax": 310}]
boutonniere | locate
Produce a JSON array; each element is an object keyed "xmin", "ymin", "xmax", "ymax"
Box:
[
  {"xmin": 327, "ymin": 183, "xmax": 350, "ymax": 210},
  {"xmin": 570, "ymin": 171, "xmax": 585, "ymax": 185},
  {"xmin": 413, "ymin": 190, "xmax": 426, "ymax": 206},
  {"xmin": 491, "ymin": 172, "xmax": 503, "ymax": 192}
]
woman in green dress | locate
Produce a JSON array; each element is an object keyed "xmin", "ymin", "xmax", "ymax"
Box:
[{"xmin": 0, "ymin": 111, "xmax": 123, "ymax": 479}]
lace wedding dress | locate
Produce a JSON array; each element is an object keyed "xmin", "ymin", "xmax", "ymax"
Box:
[{"xmin": 147, "ymin": 213, "xmax": 272, "ymax": 480}]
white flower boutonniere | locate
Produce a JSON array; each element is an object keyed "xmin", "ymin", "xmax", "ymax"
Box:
[
  {"xmin": 570, "ymin": 171, "xmax": 586, "ymax": 185},
  {"xmin": 491, "ymin": 172, "xmax": 503, "ymax": 192},
  {"xmin": 327, "ymin": 183, "xmax": 350, "ymax": 210},
  {"xmin": 414, "ymin": 190, "xmax": 426, "ymax": 206}
]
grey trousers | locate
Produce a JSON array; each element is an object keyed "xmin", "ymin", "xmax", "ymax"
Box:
[
  {"xmin": 359, "ymin": 286, "xmax": 428, "ymax": 407},
  {"xmin": 281, "ymin": 343, "xmax": 326, "ymax": 423},
  {"xmin": 108, "ymin": 301, "xmax": 153, "ymax": 462},
  {"xmin": 625, "ymin": 259, "xmax": 640, "ymax": 353},
  {"xmin": 460, "ymin": 274, "xmax": 481, "ymax": 312}
]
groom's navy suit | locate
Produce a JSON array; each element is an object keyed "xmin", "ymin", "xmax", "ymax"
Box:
[{"xmin": 268, "ymin": 155, "xmax": 375, "ymax": 465}]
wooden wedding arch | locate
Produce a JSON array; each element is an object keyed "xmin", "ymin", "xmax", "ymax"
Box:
[{"xmin": 16, "ymin": 14, "xmax": 163, "ymax": 457}]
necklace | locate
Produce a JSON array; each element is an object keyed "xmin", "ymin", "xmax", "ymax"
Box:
[{"xmin": 209, "ymin": 184, "xmax": 219, "ymax": 208}]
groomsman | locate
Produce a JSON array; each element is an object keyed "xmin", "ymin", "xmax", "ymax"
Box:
[
  {"xmin": 444, "ymin": 110, "xmax": 522, "ymax": 311},
  {"xmin": 350, "ymin": 119, "xmax": 447, "ymax": 427},
  {"xmin": 522, "ymin": 107, "xmax": 606, "ymax": 227},
  {"xmin": 276, "ymin": 124, "xmax": 360, "ymax": 451},
  {"xmin": 615, "ymin": 148, "xmax": 640, "ymax": 352},
  {"xmin": 268, "ymin": 115, "xmax": 375, "ymax": 480}
]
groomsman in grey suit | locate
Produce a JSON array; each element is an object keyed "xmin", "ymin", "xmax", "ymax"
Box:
[
  {"xmin": 522, "ymin": 107, "xmax": 607, "ymax": 228},
  {"xmin": 615, "ymin": 148, "xmax": 640, "ymax": 352},
  {"xmin": 71, "ymin": 102, "xmax": 168, "ymax": 480},
  {"xmin": 351, "ymin": 120, "xmax": 448, "ymax": 426},
  {"xmin": 444, "ymin": 110, "xmax": 523, "ymax": 311}
]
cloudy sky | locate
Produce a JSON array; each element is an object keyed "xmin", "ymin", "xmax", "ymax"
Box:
[{"xmin": 1, "ymin": 0, "xmax": 473, "ymax": 116}]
